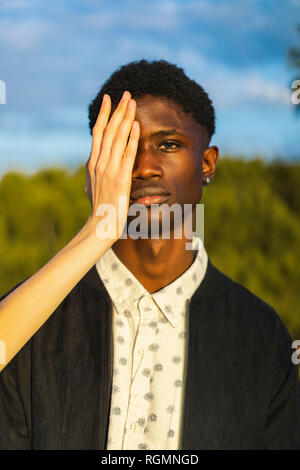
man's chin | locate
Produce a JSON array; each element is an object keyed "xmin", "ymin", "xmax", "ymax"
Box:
[{"xmin": 125, "ymin": 206, "xmax": 185, "ymax": 240}]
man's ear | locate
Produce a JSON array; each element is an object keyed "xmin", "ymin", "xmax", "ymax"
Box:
[{"xmin": 202, "ymin": 146, "xmax": 219, "ymax": 180}]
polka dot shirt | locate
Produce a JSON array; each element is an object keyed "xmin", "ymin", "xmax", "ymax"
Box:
[{"xmin": 95, "ymin": 237, "xmax": 208, "ymax": 450}]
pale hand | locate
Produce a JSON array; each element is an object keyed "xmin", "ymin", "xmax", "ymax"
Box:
[{"xmin": 84, "ymin": 91, "xmax": 140, "ymax": 245}]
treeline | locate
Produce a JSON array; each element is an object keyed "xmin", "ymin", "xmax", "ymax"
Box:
[{"xmin": 0, "ymin": 157, "xmax": 299, "ymax": 341}]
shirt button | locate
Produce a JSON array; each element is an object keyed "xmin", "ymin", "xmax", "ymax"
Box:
[
  {"xmin": 138, "ymin": 348, "xmax": 144, "ymax": 356},
  {"xmin": 130, "ymin": 422, "xmax": 138, "ymax": 433}
]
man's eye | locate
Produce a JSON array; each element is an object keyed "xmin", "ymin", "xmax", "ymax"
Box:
[{"xmin": 159, "ymin": 142, "xmax": 180, "ymax": 151}]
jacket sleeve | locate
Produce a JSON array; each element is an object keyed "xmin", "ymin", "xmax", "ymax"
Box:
[
  {"xmin": 0, "ymin": 282, "xmax": 31, "ymax": 450},
  {"xmin": 264, "ymin": 314, "xmax": 300, "ymax": 449}
]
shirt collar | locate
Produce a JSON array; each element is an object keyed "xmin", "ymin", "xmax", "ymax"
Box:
[{"xmin": 95, "ymin": 237, "xmax": 208, "ymax": 328}]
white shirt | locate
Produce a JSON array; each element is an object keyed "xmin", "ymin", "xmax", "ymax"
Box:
[{"xmin": 95, "ymin": 237, "xmax": 208, "ymax": 450}]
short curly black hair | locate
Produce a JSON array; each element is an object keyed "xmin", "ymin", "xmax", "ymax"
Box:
[{"xmin": 88, "ymin": 59, "xmax": 215, "ymax": 143}]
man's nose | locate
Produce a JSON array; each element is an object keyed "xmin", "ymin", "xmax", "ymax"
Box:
[{"xmin": 132, "ymin": 148, "xmax": 163, "ymax": 180}]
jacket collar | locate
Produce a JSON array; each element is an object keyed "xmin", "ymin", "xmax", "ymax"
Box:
[{"xmin": 81, "ymin": 257, "xmax": 230, "ymax": 302}]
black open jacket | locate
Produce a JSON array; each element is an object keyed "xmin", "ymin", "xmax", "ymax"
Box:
[{"xmin": 0, "ymin": 260, "xmax": 300, "ymax": 449}]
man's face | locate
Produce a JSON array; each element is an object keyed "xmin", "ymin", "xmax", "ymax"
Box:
[{"xmin": 128, "ymin": 94, "xmax": 210, "ymax": 234}]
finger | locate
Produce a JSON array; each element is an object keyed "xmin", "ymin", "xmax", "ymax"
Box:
[
  {"xmin": 86, "ymin": 94, "xmax": 111, "ymax": 205},
  {"xmin": 96, "ymin": 91, "xmax": 131, "ymax": 174},
  {"xmin": 84, "ymin": 167, "xmax": 92, "ymax": 205},
  {"xmin": 108, "ymin": 99, "xmax": 136, "ymax": 173},
  {"xmin": 121, "ymin": 121, "xmax": 140, "ymax": 175},
  {"xmin": 89, "ymin": 94, "xmax": 111, "ymax": 169}
]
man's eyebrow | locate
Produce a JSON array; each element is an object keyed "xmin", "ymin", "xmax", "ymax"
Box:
[{"xmin": 149, "ymin": 129, "xmax": 186, "ymax": 138}]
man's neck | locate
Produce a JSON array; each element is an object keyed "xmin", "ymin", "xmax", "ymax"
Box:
[{"xmin": 112, "ymin": 237, "xmax": 197, "ymax": 294}]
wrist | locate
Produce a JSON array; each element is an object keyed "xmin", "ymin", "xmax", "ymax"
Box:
[{"xmin": 79, "ymin": 216, "xmax": 117, "ymax": 251}]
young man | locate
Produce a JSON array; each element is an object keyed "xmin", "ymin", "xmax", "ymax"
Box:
[{"xmin": 0, "ymin": 60, "xmax": 299, "ymax": 450}]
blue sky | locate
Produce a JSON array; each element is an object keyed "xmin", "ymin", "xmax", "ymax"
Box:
[{"xmin": 0, "ymin": 0, "xmax": 300, "ymax": 175}]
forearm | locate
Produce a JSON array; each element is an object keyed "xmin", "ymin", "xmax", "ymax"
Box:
[
  {"xmin": 0, "ymin": 91, "xmax": 138, "ymax": 372},
  {"xmin": 0, "ymin": 218, "xmax": 112, "ymax": 370}
]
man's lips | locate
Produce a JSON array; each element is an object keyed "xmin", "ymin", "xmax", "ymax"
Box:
[
  {"xmin": 130, "ymin": 194, "xmax": 170, "ymax": 206},
  {"xmin": 130, "ymin": 186, "xmax": 170, "ymax": 205}
]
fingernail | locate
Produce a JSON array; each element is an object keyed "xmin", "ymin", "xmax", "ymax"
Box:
[{"xmin": 122, "ymin": 91, "xmax": 130, "ymax": 100}]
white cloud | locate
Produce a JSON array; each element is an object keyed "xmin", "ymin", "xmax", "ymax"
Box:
[
  {"xmin": 244, "ymin": 74, "xmax": 291, "ymax": 105},
  {"xmin": 173, "ymin": 46, "xmax": 291, "ymax": 108},
  {"xmin": 182, "ymin": 0, "xmax": 272, "ymax": 30},
  {"xmin": 0, "ymin": 0, "xmax": 37, "ymax": 10},
  {"xmin": 83, "ymin": 0, "xmax": 181, "ymax": 33},
  {"xmin": 211, "ymin": 71, "xmax": 291, "ymax": 108},
  {"xmin": 0, "ymin": 18, "xmax": 55, "ymax": 50},
  {"xmin": 81, "ymin": 11, "xmax": 117, "ymax": 29}
]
